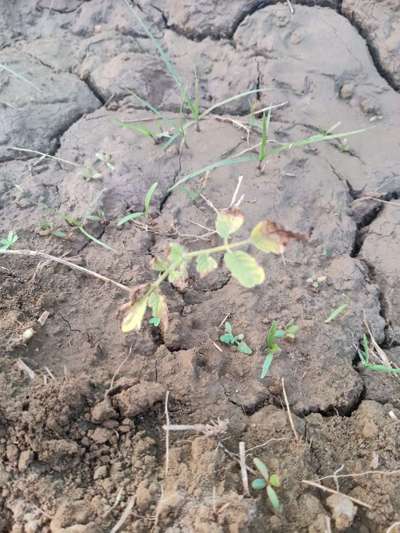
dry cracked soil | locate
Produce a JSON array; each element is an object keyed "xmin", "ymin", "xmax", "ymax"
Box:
[{"xmin": 1, "ymin": 1, "xmax": 400, "ymax": 532}]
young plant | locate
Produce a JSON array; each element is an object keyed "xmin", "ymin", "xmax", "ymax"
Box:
[
  {"xmin": 0, "ymin": 231, "xmax": 18, "ymax": 251},
  {"xmin": 261, "ymin": 321, "xmax": 299, "ymax": 378},
  {"xmin": 117, "ymin": 182, "xmax": 159, "ymax": 226},
  {"xmin": 219, "ymin": 321, "xmax": 252, "ymax": 355},
  {"xmin": 251, "ymin": 457, "xmax": 282, "ymax": 512},
  {"xmin": 258, "ymin": 108, "xmax": 271, "ymax": 171},
  {"xmin": 324, "ymin": 303, "xmax": 348, "ymax": 323},
  {"xmin": 358, "ymin": 335, "xmax": 400, "ymax": 374},
  {"xmin": 64, "ymin": 213, "xmax": 116, "ymax": 253},
  {"xmin": 120, "ymin": 210, "xmax": 305, "ymax": 333}
]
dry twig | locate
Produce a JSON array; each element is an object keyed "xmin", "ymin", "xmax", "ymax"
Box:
[
  {"xmin": 281, "ymin": 378, "xmax": 300, "ymax": 442},
  {"xmin": 302, "ymin": 480, "xmax": 372, "ymax": 510}
]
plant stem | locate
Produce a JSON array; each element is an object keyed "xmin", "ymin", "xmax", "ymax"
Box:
[{"xmin": 185, "ymin": 239, "xmax": 250, "ymax": 258}]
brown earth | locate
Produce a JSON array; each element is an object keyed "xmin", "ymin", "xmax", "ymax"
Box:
[{"xmin": 1, "ymin": 1, "xmax": 400, "ymax": 532}]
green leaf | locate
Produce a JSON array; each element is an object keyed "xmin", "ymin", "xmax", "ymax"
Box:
[
  {"xmin": 269, "ymin": 474, "xmax": 281, "ymax": 488},
  {"xmin": 266, "ymin": 322, "xmax": 278, "ymax": 349},
  {"xmin": 215, "ymin": 208, "xmax": 244, "ymax": 240},
  {"xmin": 261, "ymin": 352, "xmax": 274, "ymax": 379},
  {"xmin": 148, "ymin": 292, "xmax": 168, "ymax": 331},
  {"xmin": 285, "ymin": 324, "xmax": 300, "ymax": 339},
  {"xmin": 169, "ymin": 243, "xmax": 187, "ymax": 263},
  {"xmin": 0, "ymin": 231, "xmax": 18, "ymax": 251},
  {"xmin": 149, "ymin": 316, "xmax": 161, "ymax": 327},
  {"xmin": 117, "ymin": 211, "xmax": 144, "ymax": 226},
  {"xmin": 220, "ymin": 333, "xmax": 235, "ymax": 345},
  {"xmin": 325, "ymin": 303, "xmax": 348, "ymax": 323},
  {"xmin": 52, "ymin": 230, "xmax": 66, "ymax": 238},
  {"xmin": 121, "ymin": 296, "xmax": 148, "ymax": 333},
  {"xmin": 237, "ymin": 340, "xmax": 253, "ymax": 355},
  {"xmin": 253, "ymin": 458, "xmax": 269, "ymax": 481},
  {"xmin": 224, "ymin": 251, "xmax": 265, "ymax": 288},
  {"xmin": 144, "ymin": 182, "xmax": 158, "ymax": 216},
  {"xmin": 267, "ymin": 485, "xmax": 282, "ymax": 512},
  {"xmin": 224, "ymin": 321, "xmax": 233, "ymax": 334},
  {"xmin": 196, "ymin": 254, "xmax": 218, "ymax": 277},
  {"xmin": 251, "ymin": 478, "xmax": 267, "ymax": 491},
  {"xmin": 274, "ymin": 329, "xmax": 286, "ymax": 339}
]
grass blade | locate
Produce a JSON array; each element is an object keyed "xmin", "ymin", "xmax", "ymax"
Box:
[
  {"xmin": 144, "ymin": 182, "xmax": 158, "ymax": 215},
  {"xmin": 169, "ymin": 154, "xmax": 257, "ymax": 191},
  {"xmin": 261, "ymin": 352, "xmax": 274, "ymax": 379},
  {"xmin": 117, "ymin": 212, "xmax": 144, "ymax": 226},
  {"xmin": 0, "ymin": 63, "xmax": 43, "ymax": 93},
  {"xmin": 79, "ymin": 226, "xmax": 117, "ymax": 253},
  {"xmin": 325, "ymin": 303, "xmax": 348, "ymax": 323}
]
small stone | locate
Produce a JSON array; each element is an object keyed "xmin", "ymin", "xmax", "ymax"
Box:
[
  {"xmin": 103, "ymin": 419, "xmax": 119, "ymax": 429},
  {"xmin": 91, "ymin": 399, "xmax": 117, "ymax": 423},
  {"xmin": 339, "ymin": 82, "xmax": 354, "ymax": 99},
  {"xmin": 18, "ymin": 450, "xmax": 34, "ymax": 471},
  {"xmin": 118, "ymin": 425, "xmax": 130, "ymax": 433},
  {"xmin": 90, "ymin": 427, "xmax": 113, "ymax": 444},
  {"xmin": 6, "ymin": 444, "xmax": 19, "ymax": 463},
  {"xmin": 93, "ymin": 465, "xmax": 108, "ymax": 480},
  {"xmin": 136, "ymin": 481, "xmax": 153, "ymax": 511},
  {"xmin": 326, "ymin": 494, "xmax": 357, "ymax": 531},
  {"xmin": 362, "ymin": 419, "xmax": 378, "ymax": 439}
]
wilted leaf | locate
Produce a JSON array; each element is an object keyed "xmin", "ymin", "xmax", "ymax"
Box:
[
  {"xmin": 168, "ymin": 262, "xmax": 188, "ymax": 290},
  {"xmin": 267, "ymin": 485, "xmax": 282, "ymax": 512},
  {"xmin": 196, "ymin": 254, "xmax": 218, "ymax": 277},
  {"xmin": 151, "ymin": 257, "xmax": 169, "ymax": 272},
  {"xmin": 251, "ymin": 478, "xmax": 267, "ymax": 490},
  {"xmin": 250, "ymin": 220, "xmax": 306, "ymax": 255},
  {"xmin": 253, "ymin": 458, "xmax": 269, "ymax": 481},
  {"xmin": 121, "ymin": 296, "xmax": 148, "ymax": 333},
  {"xmin": 224, "ymin": 251, "xmax": 265, "ymax": 288},
  {"xmin": 216, "ymin": 208, "xmax": 244, "ymax": 240}
]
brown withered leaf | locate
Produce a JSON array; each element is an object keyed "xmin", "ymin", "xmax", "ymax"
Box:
[{"xmin": 250, "ymin": 220, "xmax": 307, "ymax": 255}]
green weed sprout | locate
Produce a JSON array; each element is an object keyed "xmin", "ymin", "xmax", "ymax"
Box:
[
  {"xmin": 251, "ymin": 457, "xmax": 282, "ymax": 512},
  {"xmin": 261, "ymin": 321, "xmax": 299, "ymax": 378},
  {"xmin": 120, "ymin": 214, "xmax": 305, "ymax": 333},
  {"xmin": 64, "ymin": 213, "xmax": 116, "ymax": 253},
  {"xmin": 117, "ymin": 182, "xmax": 159, "ymax": 226},
  {"xmin": 324, "ymin": 303, "xmax": 348, "ymax": 323},
  {"xmin": 219, "ymin": 321, "xmax": 252, "ymax": 355},
  {"xmin": 0, "ymin": 231, "xmax": 18, "ymax": 251},
  {"xmin": 358, "ymin": 335, "xmax": 400, "ymax": 374},
  {"xmin": 258, "ymin": 108, "xmax": 271, "ymax": 171}
]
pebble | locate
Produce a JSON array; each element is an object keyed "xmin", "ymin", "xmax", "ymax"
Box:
[{"xmin": 326, "ymin": 494, "xmax": 357, "ymax": 530}]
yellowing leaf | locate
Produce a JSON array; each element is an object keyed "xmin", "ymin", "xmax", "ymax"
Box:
[
  {"xmin": 250, "ymin": 220, "xmax": 305, "ymax": 255},
  {"xmin": 121, "ymin": 296, "xmax": 148, "ymax": 333},
  {"xmin": 216, "ymin": 208, "xmax": 244, "ymax": 240},
  {"xmin": 168, "ymin": 263, "xmax": 188, "ymax": 290},
  {"xmin": 224, "ymin": 251, "xmax": 265, "ymax": 288},
  {"xmin": 148, "ymin": 291, "xmax": 169, "ymax": 332},
  {"xmin": 196, "ymin": 254, "xmax": 218, "ymax": 277}
]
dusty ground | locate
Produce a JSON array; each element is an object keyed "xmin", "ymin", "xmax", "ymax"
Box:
[{"xmin": 1, "ymin": 0, "xmax": 400, "ymax": 531}]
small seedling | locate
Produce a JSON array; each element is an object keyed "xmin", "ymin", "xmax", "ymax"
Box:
[
  {"xmin": 117, "ymin": 182, "xmax": 158, "ymax": 226},
  {"xmin": 258, "ymin": 108, "xmax": 271, "ymax": 171},
  {"xmin": 219, "ymin": 321, "xmax": 252, "ymax": 355},
  {"xmin": 64, "ymin": 214, "xmax": 116, "ymax": 253},
  {"xmin": 251, "ymin": 457, "xmax": 282, "ymax": 512},
  {"xmin": 358, "ymin": 335, "xmax": 400, "ymax": 374},
  {"xmin": 120, "ymin": 211, "xmax": 305, "ymax": 333},
  {"xmin": 261, "ymin": 321, "xmax": 299, "ymax": 378},
  {"xmin": 0, "ymin": 231, "xmax": 18, "ymax": 251},
  {"xmin": 149, "ymin": 316, "xmax": 161, "ymax": 327},
  {"xmin": 325, "ymin": 303, "xmax": 348, "ymax": 323}
]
